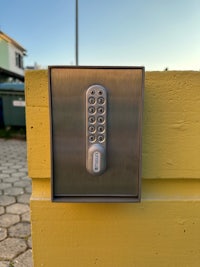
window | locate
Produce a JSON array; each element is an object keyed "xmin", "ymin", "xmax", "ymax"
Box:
[{"xmin": 15, "ymin": 52, "xmax": 23, "ymax": 69}]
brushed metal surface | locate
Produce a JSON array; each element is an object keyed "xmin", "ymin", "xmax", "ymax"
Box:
[{"xmin": 49, "ymin": 66, "xmax": 144, "ymax": 202}]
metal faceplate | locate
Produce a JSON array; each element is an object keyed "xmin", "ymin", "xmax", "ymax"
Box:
[{"xmin": 49, "ymin": 66, "xmax": 144, "ymax": 202}]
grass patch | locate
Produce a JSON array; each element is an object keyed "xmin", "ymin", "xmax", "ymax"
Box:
[{"xmin": 0, "ymin": 126, "xmax": 26, "ymax": 140}]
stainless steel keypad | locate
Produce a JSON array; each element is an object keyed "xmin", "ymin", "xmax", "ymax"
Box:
[{"xmin": 86, "ymin": 85, "xmax": 107, "ymax": 175}]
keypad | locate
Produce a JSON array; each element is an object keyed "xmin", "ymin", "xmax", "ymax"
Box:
[{"xmin": 86, "ymin": 85, "xmax": 107, "ymax": 146}]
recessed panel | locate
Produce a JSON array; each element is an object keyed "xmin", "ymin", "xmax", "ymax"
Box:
[{"xmin": 49, "ymin": 66, "xmax": 144, "ymax": 202}]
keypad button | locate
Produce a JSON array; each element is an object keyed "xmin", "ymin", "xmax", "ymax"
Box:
[
  {"xmin": 88, "ymin": 97, "xmax": 95, "ymax": 104},
  {"xmin": 97, "ymin": 97, "xmax": 105, "ymax": 104},
  {"xmin": 97, "ymin": 107, "xmax": 104, "ymax": 114},
  {"xmin": 97, "ymin": 125, "xmax": 104, "ymax": 133},
  {"xmin": 90, "ymin": 90, "xmax": 95, "ymax": 95},
  {"xmin": 97, "ymin": 116, "xmax": 104, "ymax": 123},
  {"xmin": 97, "ymin": 135, "xmax": 104, "ymax": 143},
  {"xmin": 88, "ymin": 116, "xmax": 95, "ymax": 123},
  {"xmin": 89, "ymin": 135, "xmax": 96, "ymax": 142},
  {"xmin": 88, "ymin": 106, "xmax": 95, "ymax": 114},
  {"xmin": 88, "ymin": 125, "xmax": 95, "ymax": 132}
]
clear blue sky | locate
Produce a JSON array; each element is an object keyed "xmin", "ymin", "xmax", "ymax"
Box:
[{"xmin": 1, "ymin": 0, "xmax": 200, "ymax": 70}]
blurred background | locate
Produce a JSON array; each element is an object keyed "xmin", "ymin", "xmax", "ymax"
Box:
[{"xmin": 0, "ymin": 0, "xmax": 199, "ymax": 136}]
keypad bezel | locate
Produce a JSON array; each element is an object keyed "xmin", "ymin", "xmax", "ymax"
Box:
[{"xmin": 86, "ymin": 85, "xmax": 107, "ymax": 148}]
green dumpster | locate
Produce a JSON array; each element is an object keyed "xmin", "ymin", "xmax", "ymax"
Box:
[{"xmin": 0, "ymin": 83, "xmax": 25, "ymax": 127}]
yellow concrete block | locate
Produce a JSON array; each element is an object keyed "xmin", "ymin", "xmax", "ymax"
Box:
[
  {"xmin": 31, "ymin": 178, "xmax": 200, "ymax": 202},
  {"xmin": 25, "ymin": 70, "xmax": 50, "ymax": 178},
  {"xmin": 31, "ymin": 200, "xmax": 200, "ymax": 267},
  {"xmin": 26, "ymin": 106, "xmax": 50, "ymax": 178},
  {"xmin": 32, "ymin": 178, "xmax": 50, "ymax": 199},
  {"xmin": 25, "ymin": 70, "xmax": 48, "ymax": 107},
  {"xmin": 143, "ymin": 71, "xmax": 200, "ymax": 178}
]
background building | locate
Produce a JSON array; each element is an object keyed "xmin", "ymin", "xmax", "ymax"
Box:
[{"xmin": 0, "ymin": 31, "xmax": 26, "ymax": 82}]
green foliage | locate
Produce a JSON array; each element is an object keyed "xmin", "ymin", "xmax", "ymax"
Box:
[{"xmin": 0, "ymin": 126, "xmax": 26, "ymax": 139}]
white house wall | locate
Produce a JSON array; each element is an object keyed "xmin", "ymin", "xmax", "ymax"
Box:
[{"xmin": 8, "ymin": 43, "xmax": 24, "ymax": 76}]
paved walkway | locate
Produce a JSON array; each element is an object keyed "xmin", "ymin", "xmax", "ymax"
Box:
[{"xmin": 0, "ymin": 139, "xmax": 32, "ymax": 267}]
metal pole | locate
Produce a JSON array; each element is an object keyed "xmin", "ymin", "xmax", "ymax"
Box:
[{"xmin": 75, "ymin": 0, "xmax": 79, "ymax": 65}]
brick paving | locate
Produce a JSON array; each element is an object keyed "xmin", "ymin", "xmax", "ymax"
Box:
[{"xmin": 0, "ymin": 139, "xmax": 32, "ymax": 267}]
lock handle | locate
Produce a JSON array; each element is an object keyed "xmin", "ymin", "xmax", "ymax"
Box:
[{"xmin": 87, "ymin": 144, "xmax": 106, "ymax": 175}]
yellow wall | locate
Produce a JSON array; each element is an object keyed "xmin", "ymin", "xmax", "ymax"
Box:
[{"xmin": 26, "ymin": 70, "xmax": 200, "ymax": 267}]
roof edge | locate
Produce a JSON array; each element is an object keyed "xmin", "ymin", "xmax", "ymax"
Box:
[
  {"xmin": 0, "ymin": 31, "xmax": 27, "ymax": 54},
  {"xmin": 0, "ymin": 67, "xmax": 24, "ymax": 82}
]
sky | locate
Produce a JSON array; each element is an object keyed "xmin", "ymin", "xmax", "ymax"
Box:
[{"xmin": 0, "ymin": 0, "xmax": 200, "ymax": 70}]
